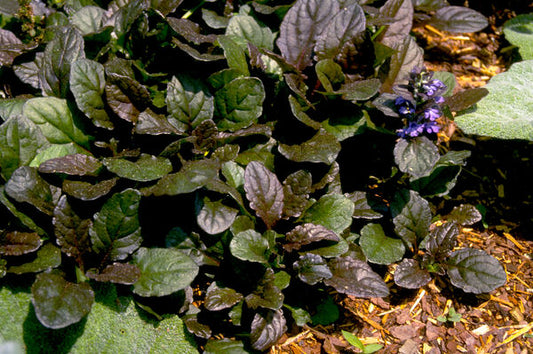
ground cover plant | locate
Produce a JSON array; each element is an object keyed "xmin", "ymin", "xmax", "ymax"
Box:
[{"xmin": 0, "ymin": 0, "xmax": 510, "ymax": 352}]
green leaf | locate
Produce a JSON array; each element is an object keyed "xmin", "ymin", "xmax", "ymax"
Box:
[
  {"xmin": 311, "ymin": 296, "xmax": 339, "ymax": 325},
  {"xmin": 359, "ymin": 223, "xmax": 405, "ymax": 265},
  {"xmin": 103, "ymin": 154, "xmax": 172, "ymax": 182},
  {"xmin": 277, "ymin": 0, "xmax": 339, "ymax": 69},
  {"xmin": 393, "ymin": 258, "xmax": 432, "ymax": 289},
  {"xmin": 429, "ymin": 6, "xmax": 488, "ymax": 33},
  {"xmin": 31, "ymin": 272, "xmax": 94, "ymax": 329},
  {"xmin": 447, "ymin": 248, "xmax": 507, "ymax": 294},
  {"xmin": 293, "ymin": 253, "xmax": 332, "ymax": 285},
  {"xmin": 394, "ymin": 136, "xmax": 439, "ymax": 178},
  {"xmin": 0, "ymin": 187, "xmax": 47, "ymax": 236},
  {"xmin": 132, "ymin": 247, "xmax": 199, "ymax": 297},
  {"xmin": 229, "ymin": 230, "xmax": 270, "ymax": 264},
  {"xmin": 315, "ymin": 59, "xmax": 345, "ymax": 92},
  {"xmin": 324, "ymin": 256, "xmax": 389, "ymax": 298},
  {"xmin": 338, "ymin": 79, "xmax": 382, "ymax": 101},
  {"xmin": 0, "ymin": 231, "xmax": 41, "ymax": 256},
  {"xmin": 321, "ymin": 110, "xmax": 366, "ymax": 141},
  {"xmin": 307, "ymin": 236, "xmax": 349, "ymax": 258},
  {"xmin": 410, "ymin": 164, "xmax": 461, "ymax": 197},
  {"xmin": 503, "ymin": 14, "xmax": 533, "ymax": 60},
  {"xmin": 0, "ymin": 98, "xmax": 26, "ymax": 121},
  {"xmin": 278, "ymin": 129, "xmax": 341, "ymax": 164},
  {"xmin": 0, "ymin": 115, "xmax": 48, "ymax": 180},
  {"xmin": 217, "ymin": 35, "xmax": 249, "ymax": 76},
  {"xmin": 342, "ymin": 330, "xmax": 364, "ymax": 350},
  {"xmin": 244, "ymin": 161, "xmax": 284, "ymax": 229},
  {"xmin": 167, "ymin": 75, "xmax": 214, "ymax": 132},
  {"xmin": 39, "ymin": 26, "xmax": 85, "ymax": 98},
  {"xmin": 197, "ymin": 197, "xmax": 238, "ymax": 235},
  {"xmin": 204, "ymin": 283, "xmax": 243, "ymax": 311},
  {"xmin": 7, "ymin": 243, "xmax": 62, "ymax": 274},
  {"xmin": 454, "ymin": 60, "xmax": 533, "ymax": 140},
  {"xmin": 284, "ymin": 304, "xmax": 311, "ymax": 327},
  {"xmin": 221, "ymin": 161, "xmax": 245, "ymax": 189},
  {"xmin": 314, "ymin": 2, "xmax": 366, "ymax": 60},
  {"xmin": 303, "ymin": 194, "xmax": 354, "ymax": 234},
  {"xmin": 23, "ymin": 97, "xmax": 90, "ymax": 148},
  {"xmin": 70, "ymin": 58, "xmax": 113, "ymax": 130},
  {"xmin": 273, "ymin": 271, "xmax": 291, "ymax": 290},
  {"xmin": 214, "ymin": 77, "xmax": 265, "ymax": 132},
  {"xmin": 143, "ymin": 159, "xmax": 219, "ymax": 196},
  {"xmin": 226, "ymin": 14, "xmax": 274, "ymax": 51},
  {"xmin": 391, "ymin": 189, "xmax": 431, "ymax": 247},
  {"xmin": 70, "ymin": 6, "xmax": 105, "ymax": 35},
  {"xmin": 5, "ymin": 166, "xmax": 59, "ymax": 216},
  {"xmin": 0, "ymin": 284, "xmax": 198, "ymax": 353},
  {"xmin": 29, "ymin": 143, "xmax": 91, "ymax": 168},
  {"xmin": 410, "ymin": 150, "xmax": 471, "ymax": 197},
  {"xmin": 202, "ymin": 9, "xmax": 230, "ymax": 29},
  {"xmin": 90, "ymin": 189, "xmax": 142, "ymax": 261},
  {"xmin": 204, "ymin": 339, "xmax": 247, "ymax": 354}
]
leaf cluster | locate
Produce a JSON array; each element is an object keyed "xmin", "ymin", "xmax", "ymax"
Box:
[{"xmin": 0, "ymin": 0, "xmax": 504, "ymax": 351}]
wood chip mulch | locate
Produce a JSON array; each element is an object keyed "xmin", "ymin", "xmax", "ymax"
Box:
[{"xmin": 271, "ymin": 228, "xmax": 533, "ymax": 353}]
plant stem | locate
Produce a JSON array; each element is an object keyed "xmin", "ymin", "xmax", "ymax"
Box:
[{"xmin": 182, "ymin": 0, "xmax": 206, "ymax": 19}]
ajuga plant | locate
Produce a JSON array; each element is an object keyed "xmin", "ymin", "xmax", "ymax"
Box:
[{"xmin": 0, "ymin": 0, "xmax": 506, "ymax": 351}]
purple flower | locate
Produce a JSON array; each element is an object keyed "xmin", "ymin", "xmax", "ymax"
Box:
[
  {"xmin": 395, "ymin": 97, "xmax": 415, "ymax": 117},
  {"xmin": 422, "ymin": 79, "xmax": 447, "ymax": 98},
  {"xmin": 423, "ymin": 121, "xmax": 440, "ymax": 134},
  {"xmin": 435, "ymin": 96, "xmax": 445, "ymax": 104},
  {"xmin": 424, "ymin": 107, "xmax": 441, "ymax": 121},
  {"xmin": 397, "ymin": 122, "xmax": 425, "ymax": 138}
]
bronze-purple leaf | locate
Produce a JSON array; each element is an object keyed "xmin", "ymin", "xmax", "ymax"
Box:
[
  {"xmin": 244, "ymin": 161, "xmax": 284, "ymax": 229},
  {"xmin": 85, "ymin": 263, "xmax": 141, "ymax": 285},
  {"xmin": 0, "ymin": 231, "xmax": 41, "ymax": 256},
  {"xmin": 53, "ymin": 195, "xmax": 92, "ymax": 264},
  {"xmin": 284, "ymin": 223, "xmax": 339, "ymax": 252},
  {"xmin": 39, "ymin": 154, "xmax": 102, "ymax": 176},
  {"xmin": 62, "ymin": 178, "xmax": 118, "ymax": 201}
]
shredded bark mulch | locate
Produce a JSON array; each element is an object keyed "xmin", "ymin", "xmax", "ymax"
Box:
[{"xmin": 271, "ymin": 229, "xmax": 533, "ymax": 353}]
